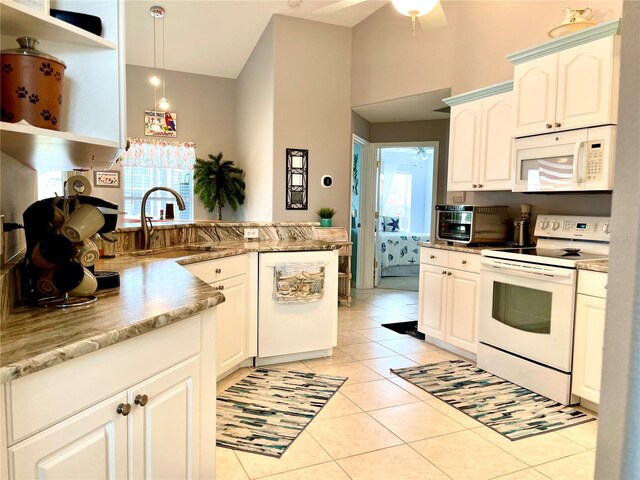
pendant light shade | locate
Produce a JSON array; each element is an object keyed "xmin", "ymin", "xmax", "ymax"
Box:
[{"xmin": 391, "ymin": 0, "xmax": 439, "ymax": 34}]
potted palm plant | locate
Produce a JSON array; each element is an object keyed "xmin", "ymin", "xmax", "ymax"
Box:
[
  {"xmin": 317, "ymin": 207, "xmax": 336, "ymax": 227},
  {"xmin": 193, "ymin": 152, "xmax": 245, "ymax": 220}
]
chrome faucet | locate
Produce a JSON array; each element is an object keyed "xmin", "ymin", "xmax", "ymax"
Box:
[{"xmin": 140, "ymin": 187, "xmax": 186, "ymax": 250}]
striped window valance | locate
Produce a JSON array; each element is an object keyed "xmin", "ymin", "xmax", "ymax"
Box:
[{"xmin": 121, "ymin": 137, "xmax": 196, "ymax": 169}]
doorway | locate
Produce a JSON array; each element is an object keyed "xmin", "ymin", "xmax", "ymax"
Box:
[
  {"xmin": 355, "ymin": 141, "xmax": 438, "ymax": 290},
  {"xmin": 350, "ymin": 135, "xmax": 368, "ymax": 289}
]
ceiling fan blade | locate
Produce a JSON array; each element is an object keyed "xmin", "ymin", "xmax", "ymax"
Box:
[{"xmin": 312, "ymin": 0, "xmax": 368, "ymax": 15}]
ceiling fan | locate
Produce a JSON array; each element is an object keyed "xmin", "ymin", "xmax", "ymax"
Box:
[{"xmin": 312, "ymin": 0, "xmax": 446, "ymax": 34}]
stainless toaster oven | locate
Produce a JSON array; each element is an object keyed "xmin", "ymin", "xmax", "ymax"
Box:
[{"xmin": 436, "ymin": 205, "xmax": 510, "ymax": 245}]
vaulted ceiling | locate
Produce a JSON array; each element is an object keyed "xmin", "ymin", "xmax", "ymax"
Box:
[{"xmin": 125, "ymin": 0, "xmax": 387, "ymax": 79}]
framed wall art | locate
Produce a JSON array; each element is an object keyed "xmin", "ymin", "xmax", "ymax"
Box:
[
  {"xmin": 286, "ymin": 148, "xmax": 308, "ymax": 210},
  {"xmin": 94, "ymin": 170, "xmax": 120, "ymax": 188},
  {"xmin": 144, "ymin": 110, "xmax": 177, "ymax": 137}
]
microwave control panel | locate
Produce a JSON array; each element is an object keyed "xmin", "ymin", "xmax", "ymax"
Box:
[
  {"xmin": 585, "ymin": 142, "xmax": 604, "ymax": 181},
  {"xmin": 535, "ymin": 215, "xmax": 610, "ymax": 241}
]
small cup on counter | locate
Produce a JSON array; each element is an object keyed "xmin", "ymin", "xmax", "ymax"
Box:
[{"xmin": 60, "ymin": 204, "xmax": 105, "ymax": 242}]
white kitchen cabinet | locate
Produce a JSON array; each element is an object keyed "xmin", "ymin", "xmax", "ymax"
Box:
[
  {"xmin": 2, "ymin": 312, "xmax": 216, "ymax": 480},
  {"xmin": 0, "ymin": 0, "xmax": 126, "ymax": 171},
  {"xmin": 184, "ymin": 254, "xmax": 257, "ymax": 379},
  {"xmin": 212, "ymin": 274, "xmax": 249, "ymax": 376},
  {"xmin": 130, "ymin": 357, "xmax": 200, "ymax": 480},
  {"xmin": 511, "ymin": 31, "xmax": 620, "ymax": 137},
  {"xmin": 418, "ymin": 264, "xmax": 447, "ymax": 341},
  {"xmin": 446, "ymin": 86, "xmax": 513, "ymax": 192},
  {"xmin": 418, "ymin": 247, "xmax": 479, "ymax": 354},
  {"xmin": 9, "ymin": 392, "xmax": 128, "ymax": 479},
  {"xmin": 572, "ymin": 270, "xmax": 607, "ymax": 404}
]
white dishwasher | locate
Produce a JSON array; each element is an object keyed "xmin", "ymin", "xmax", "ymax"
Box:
[{"xmin": 257, "ymin": 250, "xmax": 338, "ymax": 364}]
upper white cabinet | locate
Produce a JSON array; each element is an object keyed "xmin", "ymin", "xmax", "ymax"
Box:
[
  {"xmin": 509, "ymin": 20, "xmax": 621, "ymax": 137},
  {"xmin": 445, "ymin": 83, "xmax": 513, "ymax": 192},
  {"xmin": 0, "ymin": 0, "xmax": 126, "ymax": 171}
]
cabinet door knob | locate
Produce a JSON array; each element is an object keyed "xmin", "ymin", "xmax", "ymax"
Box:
[
  {"xmin": 442, "ymin": 270, "xmax": 447, "ymax": 274},
  {"xmin": 117, "ymin": 403, "xmax": 131, "ymax": 416},
  {"xmin": 478, "ymin": 184, "xmax": 483, "ymax": 188},
  {"xmin": 430, "ymin": 255, "xmax": 435, "ymax": 259},
  {"xmin": 135, "ymin": 394, "xmax": 149, "ymax": 407},
  {"xmin": 461, "ymin": 260, "xmax": 467, "ymax": 264},
  {"xmin": 472, "ymin": 184, "xmax": 477, "ymax": 188},
  {"xmin": 555, "ymin": 122, "xmax": 562, "ymax": 128},
  {"xmin": 546, "ymin": 123, "xmax": 553, "ymax": 129},
  {"xmin": 447, "ymin": 272, "xmax": 452, "ymax": 276},
  {"xmin": 215, "ymin": 268, "xmax": 222, "ymax": 274}
]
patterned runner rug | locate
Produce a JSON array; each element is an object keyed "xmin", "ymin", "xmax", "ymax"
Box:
[
  {"xmin": 391, "ymin": 359, "xmax": 595, "ymax": 441},
  {"xmin": 217, "ymin": 368, "xmax": 347, "ymax": 457}
]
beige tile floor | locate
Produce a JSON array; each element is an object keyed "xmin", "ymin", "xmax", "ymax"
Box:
[{"xmin": 216, "ymin": 287, "xmax": 598, "ymax": 480}]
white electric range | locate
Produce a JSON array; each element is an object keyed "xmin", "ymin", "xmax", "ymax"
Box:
[{"xmin": 477, "ymin": 215, "xmax": 610, "ymax": 405}]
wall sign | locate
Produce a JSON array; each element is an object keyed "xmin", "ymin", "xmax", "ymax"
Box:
[
  {"xmin": 144, "ymin": 110, "xmax": 177, "ymax": 137},
  {"xmin": 286, "ymin": 148, "xmax": 308, "ymax": 210},
  {"xmin": 93, "ymin": 170, "xmax": 120, "ymax": 188}
]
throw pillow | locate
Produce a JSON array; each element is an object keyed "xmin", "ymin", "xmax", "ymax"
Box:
[{"xmin": 383, "ymin": 216, "xmax": 400, "ymax": 232}]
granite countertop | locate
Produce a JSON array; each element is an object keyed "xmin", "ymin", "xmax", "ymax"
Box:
[
  {"xmin": 0, "ymin": 239, "xmax": 338, "ymax": 384},
  {"xmin": 116, "ymin": 220, "xmax": 322, "ymax": 232},
  {"xmin": 576, "ymin": 259, "xmax": 609, "ymax": 273},
  {"xmin": 417, "ymin": 241, "xmax": 510, "ymax": 254}
]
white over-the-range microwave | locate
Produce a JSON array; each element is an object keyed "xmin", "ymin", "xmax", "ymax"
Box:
[{"xmin": 512, "ymin": 125, "xmax": 616, "ymax": 192}]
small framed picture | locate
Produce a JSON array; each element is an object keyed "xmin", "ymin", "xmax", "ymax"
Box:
[{"xmin": 94, "ymin": 171, "xmax": 120, "ymax": 188}]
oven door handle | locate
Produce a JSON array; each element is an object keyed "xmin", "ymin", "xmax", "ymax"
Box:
[{"xmin": 480, "ymin": 260, "xmax": 573, "ymax": 279}]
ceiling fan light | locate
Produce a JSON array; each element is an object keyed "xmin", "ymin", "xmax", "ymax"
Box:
[{"xmin": 391, "ymin": 0, "xmax": 439, "ymax": 17}]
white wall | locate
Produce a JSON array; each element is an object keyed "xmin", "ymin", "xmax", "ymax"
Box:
[
  {"xmin": 351, "ymin": 0, "xmax": 623, "ymax": 106},
  {"xmin": 271, "ymin": 16, "xmax": 352, "ymax": 229},
  {"xmin": 1, "ymin": 153, "xmax": 37, "ymax": 260},
  {"xmin": 236, "ymin": 21, "xmax": 275, "ymax": 221},
  {"xmin": 596, "ymin": 0, "xmax": 640, "ymax": 477}
]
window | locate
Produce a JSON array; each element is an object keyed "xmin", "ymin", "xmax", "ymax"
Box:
[{"xmin": 121, "ymin": 138, "xmax": 196, "ymax": 221}]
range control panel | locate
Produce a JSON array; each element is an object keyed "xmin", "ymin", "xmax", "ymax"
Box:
[{"xmin": 534, "ymin": 215, "xmax": 611, "ymax": 241}]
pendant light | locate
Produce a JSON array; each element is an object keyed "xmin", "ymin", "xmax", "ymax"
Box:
[
  {"xmin": 391, "ymin": 0, "xmax": 439, "ymax": 35},
  {"xmin": 149, "ymin": 5, "xmax": 169, "ymax": 114}
]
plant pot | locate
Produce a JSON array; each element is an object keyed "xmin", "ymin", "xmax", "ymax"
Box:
[
  {"xmin": 320, "ymin": 218, "xmax": 332, "ymax": 227},
  {"xmin": 1, "ymin": 37, "xmax": 66, "ymax": 130}
]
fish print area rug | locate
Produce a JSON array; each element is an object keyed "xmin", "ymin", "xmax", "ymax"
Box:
[
  {"xmin": 391, "ymin": 359, "xmax": 595, "ymax": 441},
  {"xmin": 216, "ymin": 368, "xmax": 347, "ymax": 457}
]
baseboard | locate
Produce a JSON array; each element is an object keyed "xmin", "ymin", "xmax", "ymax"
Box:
[
  {"xmin": 425, "ymin": 336, "xmax": 477, "ymax": 362},
  {"xmin": 255, "ymin": 348, "xmax": 332, "ymax": 366}
]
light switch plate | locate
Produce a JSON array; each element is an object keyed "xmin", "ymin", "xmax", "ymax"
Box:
[{"xmin": 244, "ymin": 228, "xmax": 259, "ymax": 239}]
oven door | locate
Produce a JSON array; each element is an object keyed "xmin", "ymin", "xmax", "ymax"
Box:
[{"xmin": 478, "ymin": 258, "xmax": 577, "ymax": 372}]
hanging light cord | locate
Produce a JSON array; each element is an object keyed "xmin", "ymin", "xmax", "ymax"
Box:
[
  {"xmin": 162, "ymin": 13, "xmax": 166, "ymax": 101},
  {"xmin": 153, "ymin": 14, "xmax": 157, "ymax": 115}
]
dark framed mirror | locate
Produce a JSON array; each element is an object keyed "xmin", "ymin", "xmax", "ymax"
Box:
[{"xmin": 286, "ymin": 148, "xmax": 308, "ymax": 210}]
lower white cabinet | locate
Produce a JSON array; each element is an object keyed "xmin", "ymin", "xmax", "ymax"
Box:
[
  {"xmin": 418, "ymin": 248, "xmax": 480, "ymax": 354},
  {"xmin": 2, "ymin": 312, "xmax": 216, "ymax": 480},
  {"xmin": 572, "ymin": 270, "xmax": 607, "ymax": 404},
  {"xmin": 184, "ymin": 254, "xmax": 257, "ymax": 379},
  {"xmin": 9, "ymin": 392, "xmax": 129, "ymax": 479},
  {"xmin": 130, "ymin": 357, "xmax": 200, "ymax": 480}
]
